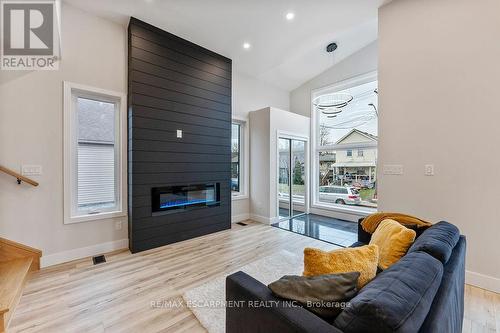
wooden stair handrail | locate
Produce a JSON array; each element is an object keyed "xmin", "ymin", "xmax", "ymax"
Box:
[{"xmin": 0, "ymin": 166, "xmax": 39, "ymax": 187}]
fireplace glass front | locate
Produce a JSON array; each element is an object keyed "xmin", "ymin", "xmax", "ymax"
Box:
[{"xmin": 152, "ymin": 183, "xmax": 220, "ymax": 215}]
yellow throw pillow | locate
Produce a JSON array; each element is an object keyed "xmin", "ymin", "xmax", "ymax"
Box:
[
  {"xmin": 303, "ymin": 245, "xmax": 379, "ymax": 289},
  {"xmin": 369, "ymin": 219, "xmax": 416, "ymax": 270}
]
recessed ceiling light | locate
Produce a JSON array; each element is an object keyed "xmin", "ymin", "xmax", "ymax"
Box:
[
  {"xmin": 243, "ymin": 42, "xmax": 251, "ymax": 50},
  {"xmin": 286, "ymin": 12, "xmax": 295, "ymax": 20}
]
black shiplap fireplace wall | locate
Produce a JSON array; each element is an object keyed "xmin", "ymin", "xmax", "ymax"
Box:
[{"xmin": 128, "ymin": 17, "xmax": 232, "ymax": 253}]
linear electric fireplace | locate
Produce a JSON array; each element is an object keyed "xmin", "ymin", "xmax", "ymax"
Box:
[{"xmin": 152, "ymin": 183, "xmax": 221, "ymax": 215}]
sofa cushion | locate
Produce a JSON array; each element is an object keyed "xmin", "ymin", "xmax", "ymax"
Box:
[
  {"xmin": 419, "ymin": 236, "xmax": 466, "ymax": 333},
  {"xmin": 226, "ymin": 271, "xmax": 343, "ymax": 333},
  {"xmin": 334, "ymin": 251, "xmax": 443, "ymax": 333},
  {"xmin": 268, "ymin": 272, "xmax": 360, "ymax": 320},
  {"xmin": 369, "ymin": 219, "xmax": 416, "ymax": 270},
  {"xmin": 350, "ymin": 241, "xmax": 366, "ymax": 248},
  {"xmin": 303, "ymin": 245, "xmax": 379, "ymax": 289},
  {"xmin": 407, "ymin": 221, "xmax": 460, "ymax": 264}
]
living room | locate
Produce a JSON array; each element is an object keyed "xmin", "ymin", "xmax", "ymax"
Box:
[{"xmin": 0, "ymin": 0, "xmax": 499, "ymax": 332}]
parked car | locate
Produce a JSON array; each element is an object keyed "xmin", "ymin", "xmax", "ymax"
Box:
[
  {"xmin": 351, "ymin": 182, "xmax": 362, "ymax": 190},
  {"xmin": 318, "ymin": 185, "xmax": 361, "ymax": 205}
]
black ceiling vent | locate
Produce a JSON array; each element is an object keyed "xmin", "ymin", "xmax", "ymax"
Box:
[{"xmin": 326, "ymin": 42, "xmax": 338, "ymax": 53}]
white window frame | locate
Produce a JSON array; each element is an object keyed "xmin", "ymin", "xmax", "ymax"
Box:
[
  {"xmin": 275, "ymin": 130, "xmax": 310, "ymax": 221},
  {"xmin": 231, "ymin": 117, "xmax": 248, "ymax": 200},
  {"xmin": 63, "ymin": 81, "xmax": 127, "ymax": 224},
  {"xmin": 310, "ymin": 71, "xmax": 378, "ymax": 217}
]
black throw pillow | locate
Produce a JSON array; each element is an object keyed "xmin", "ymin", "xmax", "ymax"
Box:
[{"xmin": 268, "ymin": 272, "xmax": 360, "ymax": 320}]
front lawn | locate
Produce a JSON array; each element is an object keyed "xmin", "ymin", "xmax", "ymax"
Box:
[{"xmin": 278, "ymin": 184, "xmax": 306, "ymax": 195}]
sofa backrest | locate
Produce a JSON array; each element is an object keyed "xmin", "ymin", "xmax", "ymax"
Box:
[
  {"xmin": 334, "ymin": 251, "xmax": 443, "ymax": 333},
  {"xmin": 348, "ymin": 221, "xmax": 466, "ymax": 333},
  {"xmin": 407, "ymin": 221, "xmax": 460, "ymax": 264},
  {"xmin": 419, "ymin": 236, "xmax": 466, "ymax": 333}
]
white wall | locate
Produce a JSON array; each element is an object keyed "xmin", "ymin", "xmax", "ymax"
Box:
[
  {"xmin": 269, "ymin": 109, "xmax": 310, "ymax": 220},
  {"xmin": 290, "ymin": 41, "xmax": 378, "ymax": 117},
  {"xmin": 248, "ymin": 109, "xmax": 271, "ymax": 221},
  {"xmin": 232, "ymin": 71, "xmax": 290, "ymax": 118},
  {"xmin": 231, "ymin": 72, "xmax": 290, "ymax": 221},
  {"xmin": 0, "ymin": 3, "xmax": 128, "ymax": 266},
  {"xmin": 379, "ymin": 0, "xmax": 500, "ymax": 292},
  {"xmin": 249, "ymin": 107, "xmax": 310, "ymax": 223}
]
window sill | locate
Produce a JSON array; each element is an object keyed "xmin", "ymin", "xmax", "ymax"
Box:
[
  {"xmin": 64, "ymin": 210, "xmax": 127, "ymax": 224},
  {"xmin": 231, "ymin": 194, "xmax": 248, "ymax": 201},
  {"xmin": 311, "ymin": 202, "xmax": 376, "ymax": 217}
]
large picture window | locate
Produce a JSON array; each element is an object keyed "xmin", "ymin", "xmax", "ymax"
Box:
[
  {"xmin": 64, "ymin": 82, "xmax": 127, "ymax": 223},
  {"xmin": 312, "ymin": 74, "xmax": 378, "ymax": 213}
]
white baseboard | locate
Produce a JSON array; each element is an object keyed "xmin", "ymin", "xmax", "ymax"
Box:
[
  {"xmin": 41, "ymin": 239, "xmax": 129, "ymax": 268},
  {"xmin": 231, "ymin": 213, "xmax": 250, "ymax": 223},
  {"xmin": 250, "ymin": 214, "xmax": 273, "ymax": 225},
  {"xmin": 270, "ymin": 216, "xmax": 282, "ymax": 224},
  {"xmin": 466, "ymin": 270, "xmax": 500, "ymax": 293}
]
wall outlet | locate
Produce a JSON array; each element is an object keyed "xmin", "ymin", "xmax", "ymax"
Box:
[
  {"xmin": 22, "ymin": 165, "xmax": 42, "ymax": 176},
  {"xmin": 176, "ymin": 129, "xmax": 183, "ymax": 138},
  {"xmin": 424, "ymin": 164, "xmax": 434, "ymax": 176},
  {"xmin": 115, "ymin": 221, "xmax": 123, "ymax": 230},
  {"xmin": 383, "ymin": 164, "xmax": 404, "ymax": 175}
]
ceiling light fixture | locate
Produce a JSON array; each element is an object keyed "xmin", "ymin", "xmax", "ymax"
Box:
[
  {"xmin": 243, "ymin": 42, "xmax": 251, "ymax": 50},
  {"xmin": 286, "ymin": 12, "xmax": 295, "ymax": 20}
]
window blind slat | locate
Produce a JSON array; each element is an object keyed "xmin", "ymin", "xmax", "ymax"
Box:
[{"xmin": 77, "ymin": 143, "xmax": 116, "ymax": 206}]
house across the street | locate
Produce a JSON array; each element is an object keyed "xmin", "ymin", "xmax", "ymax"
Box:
[{"xmin": 331, "ymin": 129, "xmax": 377, "ymax": 187}]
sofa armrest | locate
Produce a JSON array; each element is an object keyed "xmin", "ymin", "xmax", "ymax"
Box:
[
  {"xmin": 226, "ymin": 271, "xmax": 342, "ymax": 333},
  {"xmin": 357, "ymin": 218, "xmax": 371, "ymax": 244}
]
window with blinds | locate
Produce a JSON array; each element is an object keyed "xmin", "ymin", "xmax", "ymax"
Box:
[
  {"xmin": 77, "ymin": 143, "xmax": 115, "ymax": 210},
  {"xmin": 63, "ymin": 82, "xmax": 125, "ymax": 224},
  {"xmin": 76, "ymin": 97, "xmax": 117, "ymax": 213}
]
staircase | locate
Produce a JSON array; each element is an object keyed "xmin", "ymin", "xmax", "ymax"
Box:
[{"xmin": 0, "ymin": 238, "xmax": 41, "ymax": 332}]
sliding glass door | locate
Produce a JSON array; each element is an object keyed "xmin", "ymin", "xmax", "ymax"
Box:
[
  {"xmin": 278, "ymin": 137, "xmax": 307, "ymax": 220},
  {"xmin": 278, "ymin": 138, "xmax": 291, "ymax": 219}
]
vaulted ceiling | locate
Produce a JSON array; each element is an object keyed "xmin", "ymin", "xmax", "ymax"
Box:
[{"xmin": 64, "ymin": 0, "xmax": 383, "ymax": 91}]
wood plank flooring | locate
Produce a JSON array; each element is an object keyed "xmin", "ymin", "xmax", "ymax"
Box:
[{"xmin": 9, "ymin": 221, "xmax": 500, "ymax": 333}]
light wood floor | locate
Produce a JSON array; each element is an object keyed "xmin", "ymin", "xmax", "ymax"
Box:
[{"xmin": 9, "ymin": 221, "xmax": 500, "ymax": 333}]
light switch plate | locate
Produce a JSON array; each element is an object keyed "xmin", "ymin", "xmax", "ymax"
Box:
[
  {"xmin": 176, "ymin": 129, "xmax": 183, "ymax": 138},
  {"xmin": 425, "ymin": 164, "xmax": 434, "ymax": 176},
  {"xmin": 22, "ymin": 165, "xmax": 42, "ymax": 176},
  {"xmin": 383, "ymin": 164, "xmax": 404, "ymax": 175}
]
